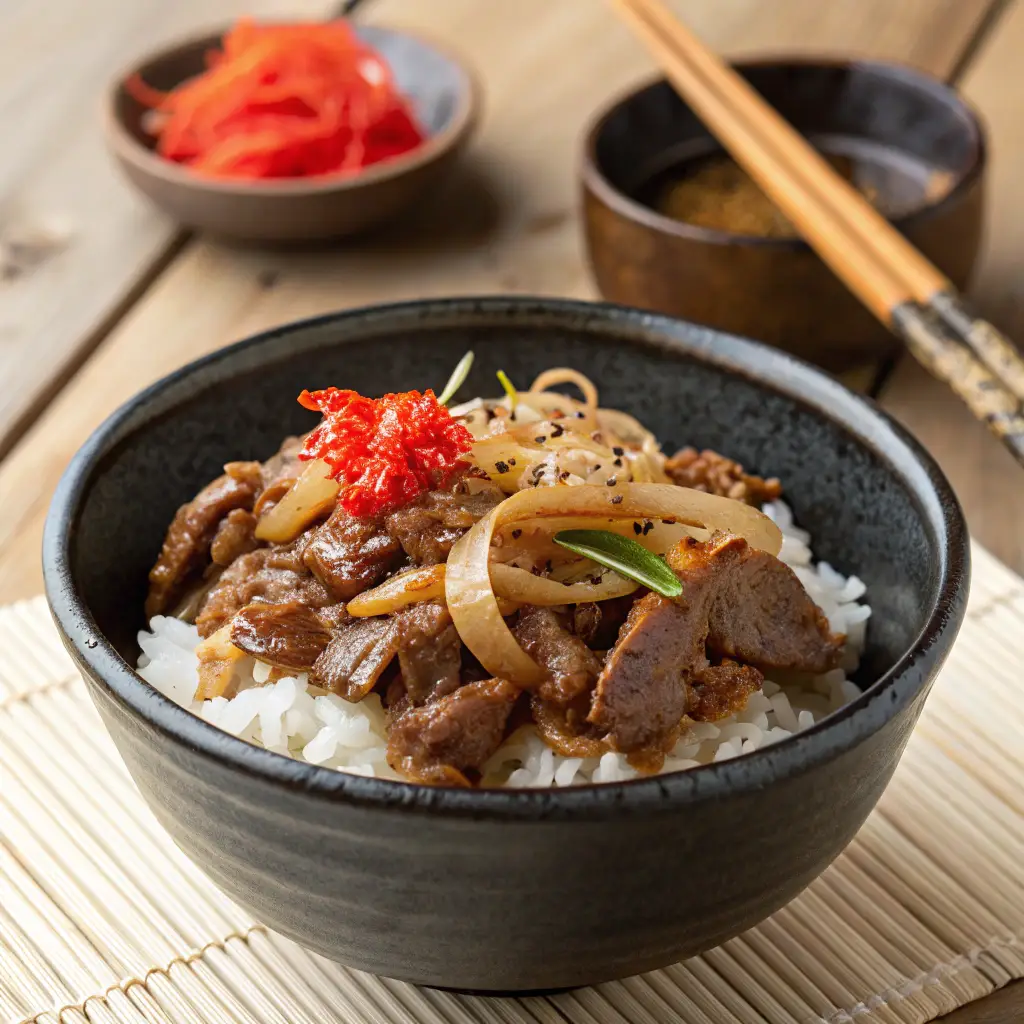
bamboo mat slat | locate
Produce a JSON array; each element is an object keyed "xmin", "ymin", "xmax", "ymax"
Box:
[{"xmin": 1, "ymin": 543, "xmax": 1022, "ymax": 1024}]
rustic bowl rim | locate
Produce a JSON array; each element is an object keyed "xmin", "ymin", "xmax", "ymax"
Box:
[
  {"xmin": 580, "ymin": 55, "xmax": 987, "ymax": 249},
  {"xmin": 43, "ymin": 296, "xmax": 968, "ymax": 821},
  {"xmin": 103, "ymin": 21, "xmax": 481, "ymax": 196}
]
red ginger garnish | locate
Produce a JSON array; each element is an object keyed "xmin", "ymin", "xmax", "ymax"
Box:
[
  {"xmin": 126, "ymin": 19, "xmax": 425, "ymax": 180},
  {"xmin": 298, "ymin": 387, "xmax": 474, "ymax": 518}
]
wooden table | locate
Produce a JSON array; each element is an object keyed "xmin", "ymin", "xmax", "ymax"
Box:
[{"xmin": 0, "ymin": 1, "xmax": 1020, "ymax": 1020}]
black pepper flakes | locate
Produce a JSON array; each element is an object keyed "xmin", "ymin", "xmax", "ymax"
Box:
[
  {"xmin": 633, "ymin": 522, "xmax": 642, "ymax": 535},
  {"xmin": 643, "ymin": 521, "xmax": 654, "ymax": 536},
  {"xmin": 662, "ymin": 518, "xmax": 675, "ymax": 525},
  {"xmin": 612, "ymin": 446, "xmax": 625, "ymax": 456},
  {"xmin": 550, "ymin": 423, "xmax": 564, "ymax": 437},
  {"xmin": 494, "ymin": 460, "xmax": 509, "ymax": 474},
  {"xmin": 559, "ymin": 470, "xmax": 570, "ymax": 481},
  {"xmin": 606, "ymin": 476, "xmax": 617, "ymax": 487},
  {"xmin": 545, "ymin": 560, "xmax": 553, "ymax": 573},
  {"xmin": 535, "ymin": 436, "xmax": 546, "ymax": 444},
  {"xmin": 611, "ymin": 494, "xmax": 623, "ymax": 505},
  {"xmin": 613, "ymin": 458, "xmax": 623, "ymax": 467},
  {"xmin": 511, "ymin": 529, "xmax": 522, "ymax": 539},
  {"xmin": 575, "ymin": 410, "xmax": 586, "ymax": 418},
  {"xmin": 508, "ymin": 457, "xmax": 516, "ymax": 466}
]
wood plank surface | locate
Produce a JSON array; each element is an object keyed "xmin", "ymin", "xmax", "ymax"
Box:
[
  {"xmin": 0, "ymin": 0, "xmax": 330, "ymax": 460},
  {"xmin": 940, "ymin": 982, "xmax": 1024, "ymax": 1024},
  {"xmin": 0, "ymin": 0, "xmax": 996, "ymax": 603},
  {"xmin": 878, "ymin": 0, "xmax": 1024, "ymax": 577}
]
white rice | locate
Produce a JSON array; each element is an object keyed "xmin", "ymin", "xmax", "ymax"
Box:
[{"xmin": 137, "ymin": 500, "xmax": 869, "ymax": 787}]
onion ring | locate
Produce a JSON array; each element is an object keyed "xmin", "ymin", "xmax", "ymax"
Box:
[
  {"xmin": 445, "ymin": 483, "xmax": 781, "ymax": 684},
  {"xmin": 346, "ymin": 565, "xmax": 446, "ymax": 616},
  {"xmin": 529, "ymin": 368, "xmax": 599, "ymax": 411}
]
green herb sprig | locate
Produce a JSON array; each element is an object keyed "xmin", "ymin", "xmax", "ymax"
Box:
[{"xmin": 553, "ymin": 529, "xmax": 682, "ymax": 599}]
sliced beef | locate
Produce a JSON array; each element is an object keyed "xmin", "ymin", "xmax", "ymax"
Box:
[
  {"xmin": 248, "ymin": 436, "xmax": 307, "ymax": 518},
  {"xmin": 385, "ymin": 473, "xmax": 503, "ymax": 565},
  {"xmin": 531, "ymin": 694, "xmax": 605, "ymax": 758},
  {"xmin": 386, "ymin": 678, "xmax": 519, "ymax": 784},
  {"xmin": 231, "ymin": 601, "xmax": 333, "ymax": 672},
  {"xmin": 253, "ymin": 479, "xmax": 295, "ymax": 518},
  {"xmin": 312, "ymin": 617, "xmax": 399, "ymax": 700},
  {"xmin": 195, "ymin": 544, "xmax": 333, "ymax": 638},
  {"xmin": 195, "ymin": 624, "xmax": 247, "ymax": 700},
  {"xmin": 393, "ymin": 600, "xmax": 462, "ymax": 705},
  {"xmin": 571, "ymin": 603, "xmax": 602, "ymax": 646},
  {"xmin": 668, "ymin": 534, "xmax": 842, "ymax": 674},
  {"xmin": 146, "ymin": 461, "xmax": 263, "ymax": 617},
  {"xmin": 687, "ymin": 661, "xmax": 763, "ymax": 722},
  {"xmin": 260, "ymin": 435, "xmax": 305, "ymax": 491},
  {"xmin": 590, "ymin": 533, "xmax": 842, "ymax": 751},
  {"xmin": 513, "ymin": 606, "xmax": 602, "ymax": 705},
  {"xmin": 665, "ymin": 447, "xmax": 781, "ymax": 506},
  {"xmin": 571, "ymin": 596, "xmax": 636, "ymax": 650},
  {"xmin": 302, "ymin": 505, "xmax": 401, "ymax": 601},
  {"xmin": 588, "ymin": 592, "xmax": 705, "ymax": 751},
  {"xmin": 211, "ymin": 509, "xmax": 258, "ymax": 566}
]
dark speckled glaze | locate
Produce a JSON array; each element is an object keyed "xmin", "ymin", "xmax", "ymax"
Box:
[{"xmin": 44, "ymin": 298, "xmax": 968, "ymax": 991}]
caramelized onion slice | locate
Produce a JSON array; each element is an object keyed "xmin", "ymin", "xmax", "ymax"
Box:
[
  {"xmin": 466, "ymin": 435, "xmax": 536, "ymax": 490},
  {"xmin": 490, "ymin": 563, "xmax": 637, "ymax": 604},
  {"xmin": 346, "ymin": 560, "xmax": 624, "ymax": 617},
  {"xmin": 493, "ymin": 515, "xmax": 708, "ymax": 562},
  {"xmin": 346, "ymin": 565, "xmax": 446, "ymax": 617},
  {"xmin": 445, "ymin": 483, "xmax": 781, "ymax": 685},
  {"xmin": 529, "ymin": 368, "xmax": 599, "ymax": 411},
  {"xmin": 195, "ymin": 623, "xmax": 246, "ymax": 700},
  {"xmin": 255, "ymin": 458, "xmax": 338, "ymax": 544}
]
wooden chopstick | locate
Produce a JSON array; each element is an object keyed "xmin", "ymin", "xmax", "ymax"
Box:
[
  {"xmin": 615, "ymin": 0, "xmax": 948, "ymax": 300},
  {"xmin": 616, "ymin": 0, "xmax": 1024, "ymax": 407},
  {"xmin": 611, "ymin": 0, "xmax": 1024, "ymax": 465}
]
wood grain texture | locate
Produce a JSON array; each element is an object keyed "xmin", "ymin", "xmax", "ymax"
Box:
[
  {"xmin": 939, "ymin": 981, "xmax": 1024, "ymax": 1024},
  {"xmin": 0, "ymin": 0, "xmax": 330, "ymax": 459},
  {"xmin": 0, "ymin": 0, "xmax": 997, "ymax": 601},
  {"xmin": 878, "ymin": 0, "xmax": 1024, "ymax": 577}
]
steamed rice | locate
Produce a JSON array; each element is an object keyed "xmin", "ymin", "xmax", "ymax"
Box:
[{"xmin": 137, "ymin": 499, "xmax": 869, "ymax": 787}]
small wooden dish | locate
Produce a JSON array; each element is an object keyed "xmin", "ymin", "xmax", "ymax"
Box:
[
  {"xmin": 106, "ymin": 24, "xmax": 480, "ymax": 243},
  {"xmin": 581, "ymin": 59, "xmax": 986, "ymax": 372}
]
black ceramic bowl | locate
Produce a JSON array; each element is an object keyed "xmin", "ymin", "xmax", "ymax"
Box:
[{"xmin": 44, "ymin": 298, "xmax": 968, "ymax": 991}]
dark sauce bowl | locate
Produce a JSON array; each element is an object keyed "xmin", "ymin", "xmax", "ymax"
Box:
[
  {"xmin": 43, "ymin": 298, "xmax": 968, "ymax": 991},
  {"xmin": 581, "ymin": 59, "xmax": 986, "ymax": 372}
]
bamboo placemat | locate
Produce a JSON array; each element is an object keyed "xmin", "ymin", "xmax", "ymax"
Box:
[{"xmin": 1, "ymin": 544, "xmax": 1023, "ymax": 1024}]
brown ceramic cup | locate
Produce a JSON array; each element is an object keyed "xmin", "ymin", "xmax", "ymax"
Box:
[{"xmin": 581, "ymin": 59, "xmax": 986, "ymax": 372}]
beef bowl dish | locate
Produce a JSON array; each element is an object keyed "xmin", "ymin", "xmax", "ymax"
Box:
[{"xmin": 44, "ymin": 297, "xmax": 968, "ymax": 991}]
